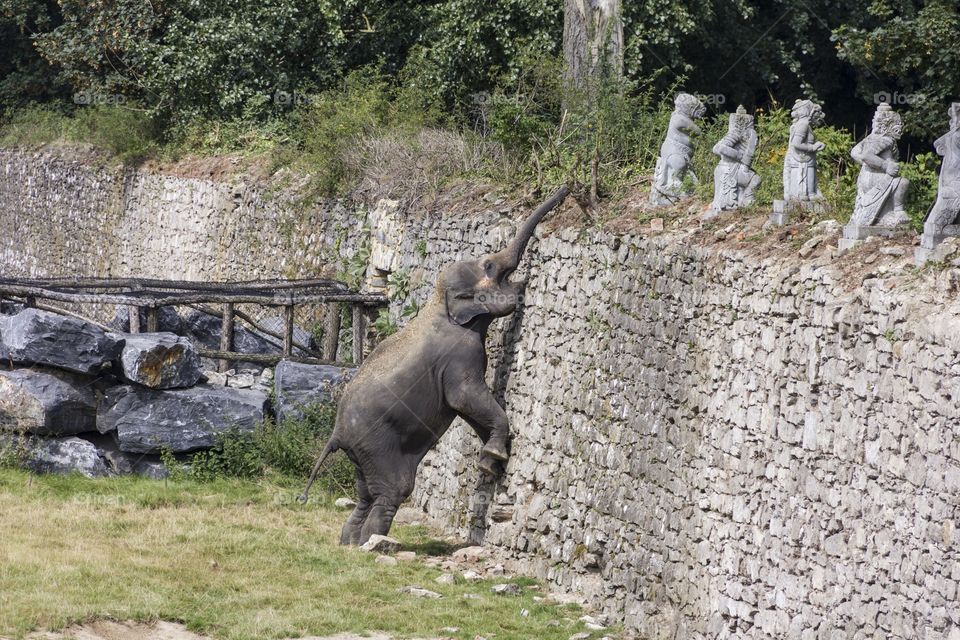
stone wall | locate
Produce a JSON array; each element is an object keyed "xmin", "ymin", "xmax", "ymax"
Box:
[{"xmin": 2, "ymin": 148, "xmax": 959, "ymax": 639}]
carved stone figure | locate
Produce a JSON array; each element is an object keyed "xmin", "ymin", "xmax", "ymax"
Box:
[
  {"xmin": 917, "ymin": 103, "xmax": 960, "ymax": 263},
  {"xmin": 850, "ymin": 104, "xmax": 910, "ymax": 227},
  {"xmin": 705, "ymin": 106, "xmax": 760, "ymax": 219},
  {"xmin": 784, "ymin": 99, "xmax": 825, "ymax": 203},
  {"xmin": 299, "ymin": 187, "xmax": 570, "ymax": 545},
  {"xmin": 650, "ymin": 93, "xmax": 706, "ymax": 206}
]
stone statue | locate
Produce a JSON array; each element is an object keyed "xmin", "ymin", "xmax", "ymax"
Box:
[
  {"xmin": 650, "ymin": 93, "xmax": 706, "ymax": 206},
  {"xmin": 850, "ymin": 104, "xmax": 910, "ymax": 227},
  {"xmin": 705, "ymin": 106, "xmax": 760, "ymax": 219},
  {"xmin": 784, "ymin": 99, "xmax": 825, "ymax": 203},
  {"xmin": 298, "ymin": 187, "xmax": 570, "ymax": 546},
  {"xmin": 917, "ymin": 103, "xmax": 960, "ymax": 263}
]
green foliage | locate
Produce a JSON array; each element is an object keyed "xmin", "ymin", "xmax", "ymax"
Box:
[
  {"xmin": 900, "ymin": 151, "xmax": 939, "ymax": 232},
  {"xmin": 372, "ymin": 307, "xmax": 398, "ymax": 338},
  {"xmin": 836, "ymin": 1, "xmax": 960, "ymax": 138},
  {"xmin": 402, "ymin": 0, "xmax": 561, "ymax": 112},
  {"xmin": 482, "ymin": 52, "xmax": 673, "ymax": 196},
  {"xmin": 0, "ymin": 432, "xmax": 29, "ymax": 470},
  {"xmin": 0, "ymin": 103, "xmax": 158, "ymax": 161},
  {"xmin": 171, "ymin": 403, "xmax": 355, "ymax": 495}
]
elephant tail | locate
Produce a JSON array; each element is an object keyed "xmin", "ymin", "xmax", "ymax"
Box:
[{"xmin": 296, "ymin": 438, "xmax": 339, "ymax": 504}]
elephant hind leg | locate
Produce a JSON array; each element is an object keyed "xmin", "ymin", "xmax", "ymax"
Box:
[
  {"xmin": 356, "ymin": 459, "xmax": 418, "ymax": 545},
  {"xmin": 340, "ymin": 469, "xmax": 373, "ymax": 546}
]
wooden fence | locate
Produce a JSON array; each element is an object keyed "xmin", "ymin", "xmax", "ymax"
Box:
[{"xmin": 0, "ymin": 277, "xmax": 388, "ymax": 370}]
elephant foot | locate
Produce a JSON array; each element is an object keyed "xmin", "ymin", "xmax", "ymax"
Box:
[
  {"xmin": 477, "ymin": 455, "xmax": 502, "ymax": 476},
  {"xmin": 481, "ymin": 438, "xmax": 509, "ymax": 462}
]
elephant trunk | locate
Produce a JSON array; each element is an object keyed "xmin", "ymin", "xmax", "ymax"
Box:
[{"xmin": 493, "ymin": 185, "xmax": 570, "ymax": 272}]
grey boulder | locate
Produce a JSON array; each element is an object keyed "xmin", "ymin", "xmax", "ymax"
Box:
[
  {"xmin": 98, "ymin": 384, "xmax": 268, "ymax": 453},
  {"xmin": 113, "ymin": 332, "xmax": 202, "ymax": 389},
  {"xmin": 109, "ymin": 305, "xmax": 183, "ymax": 334},
  {"xmin": 0, "ymin": 367, "xmax": 98, "ymax": 435},
  {"xmin": 273, "ymin": 361, "xmax": 355, "ymax": 422},
  {"xmin": 0, "ymin": 308, "xmax": 123, "ymax": 374},
  {"xmin": 24, "ymin": 436, "xmax": 111, "ymax": 477}
]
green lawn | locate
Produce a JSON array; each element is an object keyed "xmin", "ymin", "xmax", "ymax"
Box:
[{"xmin": 0, "ymin": 470, "xmax": 599, "ymax": 640}]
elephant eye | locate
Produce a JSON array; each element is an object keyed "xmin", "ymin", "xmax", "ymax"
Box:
[{"xmin": 483, "ymin": 261, "xmax": 494, "ymax": 276}]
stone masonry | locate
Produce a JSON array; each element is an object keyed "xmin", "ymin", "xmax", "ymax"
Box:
[{"xmin": 2, "ymin": 149, "xmax": 959, "ymax": 639}]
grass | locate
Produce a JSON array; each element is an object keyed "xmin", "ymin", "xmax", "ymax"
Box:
[{"xmin": 0, "ymin": 470, "xmax": 598, "ymax": 640}]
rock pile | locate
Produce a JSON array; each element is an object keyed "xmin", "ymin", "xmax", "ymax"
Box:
[{"xmin": 0, "ymin": 307, "xmax": 354, "ymax": 477}]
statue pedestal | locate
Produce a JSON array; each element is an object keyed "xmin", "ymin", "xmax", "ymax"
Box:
[
  {"xmin": 915, "ymin": 224, "xmax": 960, "ymax": 265},
  {"xmin": 769, "ymin": 200, "xmax": 790, "ymax": 226},
  {"xmin": 768, "ymin": 199, "xmax": 825, "ymax": 227},
  {"xmin": 838, "ymin": 223, "xmax": 905, "ymax": 250}
]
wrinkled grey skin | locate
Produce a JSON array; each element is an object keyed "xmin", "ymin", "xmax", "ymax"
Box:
[{"xmin": 300, "ymin": 187, "xmax": 569, "ymax": 545}]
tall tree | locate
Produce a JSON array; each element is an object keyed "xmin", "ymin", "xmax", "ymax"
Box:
[{"xmin": 563, "ymin": 0, "xmax": 623, "ymax": 94}]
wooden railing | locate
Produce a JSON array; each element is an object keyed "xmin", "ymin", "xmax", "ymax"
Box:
[{"xmin": 0, "ymin": 277, "xmax": 388, "ymax": 369}]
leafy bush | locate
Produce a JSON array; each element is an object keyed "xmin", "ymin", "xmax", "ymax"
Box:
[
  {"xmin": 0, "ymin": 432, "xmax": 30, "ymax": 470},
  {"xmin": 172, "ymin": 403, "xmax": 355, "ymax": 496},
  {"xmin": 901, "ymin": 152, "xmax": 940, "ymax": 232},
  {"xmin": 0, "ymin": 103, "xmax": 158, "ymax": 161}
]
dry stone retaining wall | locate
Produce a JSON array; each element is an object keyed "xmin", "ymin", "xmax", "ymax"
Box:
[{"xmin": 2, "ymin": 148, "xmax": 959, "ymax": 639}]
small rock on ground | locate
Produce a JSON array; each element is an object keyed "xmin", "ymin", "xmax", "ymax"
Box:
[
  {"xmin": 334, "ymin": 497, "xmax": 357, "ymax": 509},
  {"xmin": 395, "ymin": 551, "xmax": 417, "ymax": 561},
  {"xmin": 359, "ymin": 534, "xmax": 401, "ymax": 554},
  {"xmin": 491, "ymin": 583, "xmax": 520, "ymax": 596},
  {"xmin": 451, "ymin": 546, "xmax": 488, "ymax": 563},
  {"xmin": 398, "ymin": 586, "xmax": 442, "ymax": 599},
  {"xmin": 375, "ymin": 555, "xmax": 398, "ymax": 566}
]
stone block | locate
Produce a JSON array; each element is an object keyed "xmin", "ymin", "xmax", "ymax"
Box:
[
  {"xmin": 273, "ymin": 360, "xmax": 355, "ymax": 422},
  {"xmin": 0, "ymin": 367, "xmax": 98, "ymax": 436},
  {"xmin": 23, "ymin": 435, "xmax": 111, "ymax": 477},
  {"xmin": 113, "ymin": 332, "xmax": 202, "ymax": 389},
  {"xmin": 98, "ymin": 384, "xmax": 268, "ymax": 453},
  {"xmin": 838, "ymin": 223, "xmax": 902, "ymax": 250},
  {"xmin": 0, "ymin": 308, "xmax": 123, "ymax": 374}
]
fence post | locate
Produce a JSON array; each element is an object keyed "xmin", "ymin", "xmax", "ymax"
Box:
[
  {"xmin": 283, "ymin": 304, "xmax": 295, "ymax": 357},
  {"xmin": 146, "ymin": 307, "xmax": 158, "ymax": 332},
  {"xmin": 129, "ymin": 306, "xmax": 141, "ymax": 333},
  {"xmin": 323, "ymin": 303, "xmax": 340, "ymax": 362},
  {"xmin": 218, "ymin": 302, "xmax": 234, "ymax": 373},
  {"xmin": 352, "ymin": 305, "xmax": 366, "ymax": 365}
]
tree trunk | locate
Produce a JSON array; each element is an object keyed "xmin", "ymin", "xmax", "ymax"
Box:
[{"xmin": 563, "ymin": 0, "xmax": 624, "ymax": 98}]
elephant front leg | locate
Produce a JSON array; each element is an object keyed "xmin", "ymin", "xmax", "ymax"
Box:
[{"xmin": 449, "ymin": 383, "xmax": 511, "ymax": 472}]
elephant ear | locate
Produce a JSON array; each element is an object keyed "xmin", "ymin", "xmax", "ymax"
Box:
[{"xmin": 445, "ymin": 289, "xmax": 488, "ymax": 326}]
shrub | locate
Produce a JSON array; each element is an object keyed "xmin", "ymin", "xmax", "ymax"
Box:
[{"xmin": 174, "ymin": 403, "xmax": 355, "ymax": 496}]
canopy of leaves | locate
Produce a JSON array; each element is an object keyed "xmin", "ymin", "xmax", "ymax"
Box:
[{"xmin": 0, "ymin": 0, "xmax": 956, "ymax": 143}]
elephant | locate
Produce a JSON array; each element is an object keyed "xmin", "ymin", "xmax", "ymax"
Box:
[{"xmin": 298, "ymin": 186, "xmax": 569, "ymax": 545}]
